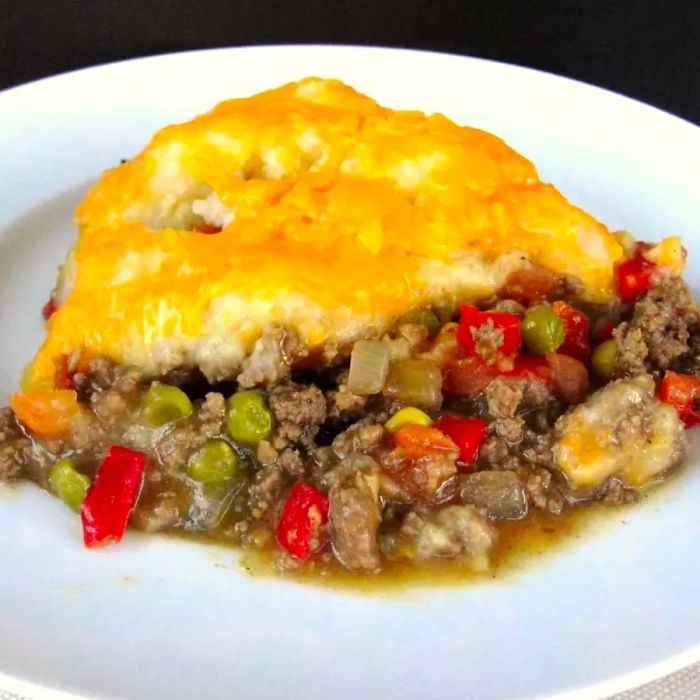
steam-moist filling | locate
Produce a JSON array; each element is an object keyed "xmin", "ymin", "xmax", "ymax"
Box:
[
  {"xmin": 1, "ymin": 78, "xmax": 698, "ymax": 578},
  {"xmin": 1, "ymin": 270, "xmax": 698, "ymax": 574}
]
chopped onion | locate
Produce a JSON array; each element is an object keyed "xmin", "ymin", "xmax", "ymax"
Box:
[
  {"xmin": 384, "ymin": 337, "xmax": 411, "ymax": 360},
  {"xmin": 383, "ymin": 358, "xmax": 443, "ymax": 408},
  {"xmin": 347, "ymin": 340, "xmax": 390, "ymax": 395}
]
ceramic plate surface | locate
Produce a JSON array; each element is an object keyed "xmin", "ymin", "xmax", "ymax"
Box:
[{"xmin": 1, "ymin": 46, "xmax": 699, "ymax": 700}]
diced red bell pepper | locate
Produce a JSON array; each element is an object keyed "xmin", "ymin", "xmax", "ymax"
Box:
[
  {"xmin": 392, "ymin": 424, "xmax": 458, "ymax": 460},
  {"xmin": 276, "ymin": 482, "xmax": 330, "ymax": 560},
  {"xmin": 42, "ymin": 297, "xmax": 58, "ymax": 320},
  {"xmin": 456, "ymin": 304, "xmax": 521, "ymax": 361},
  {"xmin": 552, "ymin": 301, "xmax": 590, "ymax": 363},
  {"xmin": 659, "ymin": 371, "xmax": 700, "ymax": 427},
  {"xmin": 615, "ymin": 252, "xmax": 658, "ymax": 301},
  {"xmin": 192, "ymin": 223, "xmax": 222, "ymax": 234},
  {"xmin": 432, "ymin": 416, "xmax": 487, "ymax": 467},
  {"xmin": 81, "ymin": 446, "xmax": 146, "ymax": 548}
]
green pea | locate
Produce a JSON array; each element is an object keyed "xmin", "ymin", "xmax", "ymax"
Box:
[
  {"xmin": 522, "ymin": 306, "xmax": 565, "ymax": 355},
  {"xmin": 187, "ymin": 439, "xmax": 239, "ymax": 484},
  {"xmin": 226, "ymin": 390, "xmax": 272, "ymax": 445},
  {"xmin": 591, "ymin": 339, "xmax": 617, "ymax": 378},
  {"xmin": 398, "ymin": 307, "xmax": 441, "ymax": 335},
  {"xmin": 48, "ymin": 458, "xmax": 91, "ymax": 511},
  {"xmin": 142, "ymin": 383, "xmax": 193, "ymax": 427}
]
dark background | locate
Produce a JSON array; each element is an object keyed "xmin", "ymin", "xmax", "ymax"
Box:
[{"xmin": 2, "ymin": 0, "xmax": 699, "ymax": 125}]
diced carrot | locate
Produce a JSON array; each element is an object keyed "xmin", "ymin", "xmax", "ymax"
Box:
[
  {"xmin": 393, "ymin": 424, "xmax": 457, "ymax": 460},
  {"xmin": 9, "ymin": 390, "xmax": 81, "ymax": 436}
]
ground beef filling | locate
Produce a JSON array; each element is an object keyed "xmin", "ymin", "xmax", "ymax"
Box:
[
  {"xmin": 613, "ymin": 278, "xmax": 700, "ymax": 376},
  {"xmin": 1, "ymin": 281, "xmax": 695, "ymax": 574}
]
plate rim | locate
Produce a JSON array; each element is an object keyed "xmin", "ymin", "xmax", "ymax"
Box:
[{"xmin": 1, "ymin": 44, "xmax": 700, "ymax": 700}]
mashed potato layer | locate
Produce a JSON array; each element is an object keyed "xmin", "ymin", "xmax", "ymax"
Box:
[{"xmin": 29, "ymin": 78, "xmax": 624, "ymax": 385}]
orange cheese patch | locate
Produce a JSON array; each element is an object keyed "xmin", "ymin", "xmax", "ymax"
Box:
[{"xmin": 29, "ymin": 78, "xmax": 623, "ymax": 385}]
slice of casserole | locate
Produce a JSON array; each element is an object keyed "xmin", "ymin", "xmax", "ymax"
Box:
[{"xmin": 2, "ymin": 77, "xmax": 694, "ymax": 577}]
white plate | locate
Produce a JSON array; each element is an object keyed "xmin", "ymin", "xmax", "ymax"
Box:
[{"xmin": 1, "ymin": 46, "xmax": 700, "ymax": 700}]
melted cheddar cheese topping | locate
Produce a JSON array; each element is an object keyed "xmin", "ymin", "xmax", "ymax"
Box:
[{"xmin": 29, "ymin": 78, "xmax": 625, "ymax": 385}]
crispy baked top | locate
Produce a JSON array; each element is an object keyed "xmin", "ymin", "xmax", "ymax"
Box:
[{"xmin": 30, "ymin": 78, "xmax": 623, "ymax": 384}]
